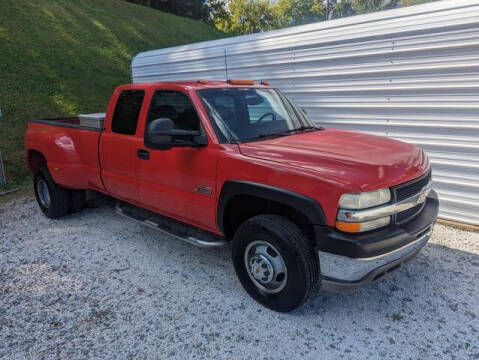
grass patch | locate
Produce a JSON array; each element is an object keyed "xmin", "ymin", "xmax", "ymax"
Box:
[{"xmin": 0, "ymin": 0, "xmax": 225, "ymax": 189}]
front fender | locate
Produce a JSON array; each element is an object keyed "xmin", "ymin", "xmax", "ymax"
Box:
[{"xmin": 217, "ymin": 181, "xmax": 327, "ymax": 232}]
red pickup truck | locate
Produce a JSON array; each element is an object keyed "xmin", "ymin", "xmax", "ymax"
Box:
[{"xmin": 25, "ymin": 80, "xmax": 438, "ymax": 312}]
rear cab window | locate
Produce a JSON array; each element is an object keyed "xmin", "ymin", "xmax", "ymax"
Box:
[{"xmin": 111, "ymin": 90, "xmax": 145, "ymax": 135}]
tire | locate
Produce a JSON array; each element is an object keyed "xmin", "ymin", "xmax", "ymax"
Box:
[
  {"xmin": 232, "ymin": 214, "xmax": 319, "ymax": 312},
  {"xmin": 33, "ymin": 167, "xmax": 70, "ymax": 219}
]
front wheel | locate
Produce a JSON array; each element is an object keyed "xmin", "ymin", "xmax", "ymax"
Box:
[{"xmin": 232, "ymin": 215, "xmax": 319, "ymax": 312}]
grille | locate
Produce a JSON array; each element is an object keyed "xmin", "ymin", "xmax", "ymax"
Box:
[
  {"xmin": 393, "ymin": 170, "xmax": 432, "ymax": 224},
  {"xmin": 393, "ymin": 170, "xmax": 431, "ymax": 202},
  {"xmin": 396, "ymin": 203, "xmax": 425, "ymax": 224}
]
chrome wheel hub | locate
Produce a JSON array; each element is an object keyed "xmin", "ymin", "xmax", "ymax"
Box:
[
  {"xmin": 249, "ymin": 254, "xmax": 274, "ymax": 283},
  {"xmin": 37, "ymin": 179, "xmax": 51, "ymax": 208},
  {"xmin": 244, "ymin": 241, "xmax": 288, "ymax": 294}
]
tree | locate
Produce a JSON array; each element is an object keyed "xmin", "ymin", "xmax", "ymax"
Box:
[
  {"xmin": 126, "ymin": 0, "xmax": 217, "ymax": 22},
  {"xmin": 351, "ymin": 0, "xmax": 385, "ymax": 14},
  {"xmin": 125, "ymin": 0, "xmax": 440, "ymax": 34},
  {"xmin": 400, "ymin": 0, "xmax": 435, "ymax": 5},
  {"xmin": 202, "ymin": 0, "xmax": 229, "ymax": 24},
  {"xmin": 215, "ymin": 0, "xmax": 277, "ymax": 35},
  {"xmin": 274, "ymin": 0, "xmax": 326, "ymax": 27},
  {"xmin": 216, "ymin": 0, "xmax": 328, "ymax": 34},
  {"xmin": 331, "ymin": 0, "xmax": 356, "ymax": 19}
]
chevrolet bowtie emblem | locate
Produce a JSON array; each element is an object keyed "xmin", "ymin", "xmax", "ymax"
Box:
[{"xmin": 417, "ymin": 183, "xmax": 432, "ymax": 204}]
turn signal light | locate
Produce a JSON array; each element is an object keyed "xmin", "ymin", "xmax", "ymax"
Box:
[
  {"xmin": 227, "ymin": 79, "xmax": 255, "ymax": 85},
  {"xmin": 335, "ymin": 221, "xmax": 361, "ymax": 233},
  {"xmin": 336, "ymin": 216, "xmax": 391, "ymax": 233}
]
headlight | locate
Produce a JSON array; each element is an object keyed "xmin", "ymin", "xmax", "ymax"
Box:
[
  {"xmin": 336, "ymin": 188, "xmax": 392, "ymax": 233},
  {"xmin": 339, "ymin": 188, "xmax": 391, "ymax": 210}
]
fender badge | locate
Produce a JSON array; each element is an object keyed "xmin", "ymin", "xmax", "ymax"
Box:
[{"xmin": 194, "ymin": 185, "xmax": 212, "ymax": 195}]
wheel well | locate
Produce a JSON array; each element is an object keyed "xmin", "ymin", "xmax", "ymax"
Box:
[
  {"xmin": 27, "ymin": 150, "xmax": 46, "ymax": 174},
  {"xmin": 222, "ymin": 194, "xmax": 315, "ymax": 242}
]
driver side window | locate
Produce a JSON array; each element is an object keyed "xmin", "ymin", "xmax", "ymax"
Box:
[{"xmin": 146, "ymin": 90, "xmax": 200, "ymax": 131}]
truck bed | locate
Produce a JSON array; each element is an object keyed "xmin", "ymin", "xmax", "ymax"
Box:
[
  {"xmin": 26, "ymin": 117, "xmax": 105, "ymax": 192},
  {"xmin": 31, "ymin": 115, "xmax": 104, "ymax": 131},
  {"xmin": 31, "ymin": 117, "xmax": 83, "ymax": 128}
]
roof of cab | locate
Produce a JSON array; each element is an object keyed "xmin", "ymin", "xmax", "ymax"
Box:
[{"xmin": 117, "ymin": 80, "xmax": 271, "ymax": 91}]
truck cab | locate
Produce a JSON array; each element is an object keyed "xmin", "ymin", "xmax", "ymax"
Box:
[
  {"xmin": 99, "ymin": 82, "xmax": 220, "ymax": 232},
  {"xmin": 25, "ymin": 80, "xmax": 439, "ymax": 312}
]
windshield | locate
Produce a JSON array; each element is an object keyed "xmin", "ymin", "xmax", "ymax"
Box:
[{"xmin": 197, "ymin": 88, "xmax": 319, "ymax": 143}]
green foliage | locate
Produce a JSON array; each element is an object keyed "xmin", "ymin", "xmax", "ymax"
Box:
[
  {"xmin": 202, "ymin": 0, "xmax": 229, "ymax": 25},
  {"xmin": 0, "ymin": 0, "xmax": 225, "ymax": 187},
  {"xmin": 400, "ymin": 0, "xmax": 435, "ymax": 6},
  {"xmin": 331, "ymin": 0, "xmax": 356, "ymax": 18},
  {"xmin": 125, "ymin": 0, "xmax": 228, "ymax": 24},
  {"xmin": 351, "ymin": 0, "xmax": 386, "ymax": 14},
  {"xmin": 216, "ymin": 0, "xmax": 277, "ymax": 34},
  {"xmin": 274, "ymin": 0, "xmax": 326, "ymax": 27},
  {"xmin": 216, "ymin": 0, "xmax": 326, "ymax": 34},
  {"xmin": 215, "ymin": 0, "xmax": 439, "ymax": 34}
]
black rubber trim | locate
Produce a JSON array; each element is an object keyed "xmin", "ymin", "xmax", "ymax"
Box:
[
  {"xmin": 218, "ymin": 181, "xmax": 327, "ymax": 231},
  {"xmin": 316, "ymin": 189, "xmax": 439, "ymax": 259},
  {"xmin": 29, "ymin": 118, "xmax": 102, "ymax": 132}
]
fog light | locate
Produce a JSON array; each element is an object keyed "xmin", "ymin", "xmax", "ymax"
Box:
[{"xmin": 336, "ymin": 216, "xmax": 391, "ymax": 233}]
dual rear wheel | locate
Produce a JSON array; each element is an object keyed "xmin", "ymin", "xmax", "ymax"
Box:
[{"xmin": 33, "ymin": 167, "xmax": 85, "ymax": 219}]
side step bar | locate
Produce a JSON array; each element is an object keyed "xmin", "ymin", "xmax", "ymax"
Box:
[{"xmin": 115, "ymin": 202, "xmax": 228, "ymax": 248}]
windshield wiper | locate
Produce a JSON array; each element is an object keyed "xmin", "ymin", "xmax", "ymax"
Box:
[
  {"xmin": 285, "ymin": 125, "xmax": 321, "ymax": 133},
  {"xmin": 239, "ymin": 132, "xmax": 289, "ymax": 142},
  {"xmin": 237, "ymin": 126, "xmax": 322, "ymax": 143},
  {"xmin": 268, "ymin": 125, "xmax": 321, "ymax": 137}
]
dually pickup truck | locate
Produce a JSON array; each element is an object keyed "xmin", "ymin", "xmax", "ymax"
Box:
[{"xmin": 25, "ymin": 80, "xmax": 438, "ymax": 312}]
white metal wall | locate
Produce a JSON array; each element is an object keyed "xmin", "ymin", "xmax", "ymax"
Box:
[{"xmin": 132, "ymin": 0, "xmax": 479, "ymax": 225}]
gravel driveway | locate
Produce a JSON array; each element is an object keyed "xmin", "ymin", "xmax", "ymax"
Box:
[{"xmin": 1, "ymin": 196, "xmax": 478, "ymax": 360}]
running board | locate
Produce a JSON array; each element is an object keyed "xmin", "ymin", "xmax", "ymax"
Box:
[{"xmin": 115, "ymin": 202, "xmax": 228, "ymax": 248}]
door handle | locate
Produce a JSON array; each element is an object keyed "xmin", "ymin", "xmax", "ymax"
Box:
[{"xmin": 137, "ymin": 149, "xmax": 150, "ymax": 160}]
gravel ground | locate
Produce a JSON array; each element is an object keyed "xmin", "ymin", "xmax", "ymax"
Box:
[{"xmin": 1, "ymin": 197, "xmax": 478, "ymax": 360}]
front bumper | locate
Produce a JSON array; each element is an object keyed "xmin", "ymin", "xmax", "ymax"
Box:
[{"xmin": 315, "ymin": 189, "xmax": 439, "ymax": 291}]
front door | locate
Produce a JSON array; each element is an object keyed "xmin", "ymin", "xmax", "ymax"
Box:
[{"xmin": 136, "ymin": 90, "xmax": 218, "ymax": 231}]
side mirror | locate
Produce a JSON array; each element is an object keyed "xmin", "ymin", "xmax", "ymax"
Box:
[{"xmin": 145, "ymin": 118, "xmax": 207, "ymax": 150}]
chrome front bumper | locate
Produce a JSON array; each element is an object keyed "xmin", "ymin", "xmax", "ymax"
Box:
[{"xmin": 320, "ymin": 229, "xmax": 431, "ymax": 292}]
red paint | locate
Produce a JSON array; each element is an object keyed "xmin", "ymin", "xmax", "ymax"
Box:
[{"xmin": 25, "ymin": 81, "xmax": 430, "ymax": 231}]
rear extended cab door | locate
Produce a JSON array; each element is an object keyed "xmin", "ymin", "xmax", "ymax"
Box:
[{"xmin": 100, "ymin": 84, "xmax": 147, "ymax": 202}]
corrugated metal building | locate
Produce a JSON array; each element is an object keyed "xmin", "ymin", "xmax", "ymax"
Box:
[{"xmin": 131, "ymin": 0, "xmax": 479, "ymax": 225}]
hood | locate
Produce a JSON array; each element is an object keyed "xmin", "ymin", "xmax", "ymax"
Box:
[{"xmin": 238, "ymin": 129, "xmax": 429, "ymax": 192}]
